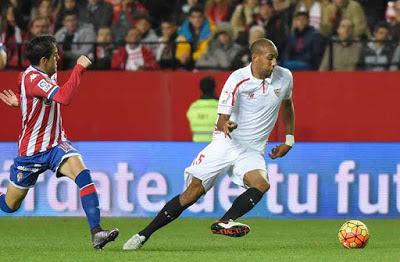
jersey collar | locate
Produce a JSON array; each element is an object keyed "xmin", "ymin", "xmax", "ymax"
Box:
[
  {"xmin": 247, "ymin": 63, "xmax": 273, "ymax": 84},
  {"xmin": 30, "ymin": 65, "xmax": 48, "ymax": 77}
]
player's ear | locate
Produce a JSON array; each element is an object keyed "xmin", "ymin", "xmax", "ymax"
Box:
[
  {"xmin": 251, "ymin": 53, "xmax": 257, "ymax": 62},
  {"xmin": 39, "ymin": 56, "xmax": 48, "ymax": 66}
]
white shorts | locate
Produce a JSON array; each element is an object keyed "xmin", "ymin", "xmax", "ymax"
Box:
[{"xmin": 184, "ymin": 138, "xmax": 269, "ymax": 192}]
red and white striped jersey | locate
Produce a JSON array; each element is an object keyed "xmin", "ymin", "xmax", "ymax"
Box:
[{"xmin": 18, "ymin": 66, "xmax": 66, "ymax": 156}]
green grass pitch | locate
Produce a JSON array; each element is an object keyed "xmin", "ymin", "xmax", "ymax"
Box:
[{"xmin": 0, "ymin": 218, "xmax": 399, "ymax": 261}]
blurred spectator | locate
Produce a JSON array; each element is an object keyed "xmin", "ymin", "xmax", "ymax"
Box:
[
  {"xmin": 55, "ymin": 10, "xmax": 96, "ymax": 69},
  {"xmin": 141, "ymin": 0, "xmax": 177, "ymax": 27},
  {"xmin": 272, "ymin": 0, "xmax": 296, "ymax": 29},
  {"xmin": 359, "ymin": 0, "xmax": 387, "ymax": 32},
  {"xmin": 230, "ymin": 0, "xmax": 258, "ymax": 43},
  {"xmin": 357, "ymin": 22, "xmax": 393, "ymax": 71},
  {"xmin": 7, "ymin": 17, "xmax": 51, "ymax": 68},
  {"xmin": 282, "ymin": 11, "xmax": 324, "ymax": 70},
  {"xmin": 156, "ymin": 20, "xmax": 180, "ymax": 69},
  {"xmin": 390, "ymin": 0, "xmax": 400, "ymax": 42},
  {"xmin": 186, "ymin": 76, "xmax": 219, "ymax": 142},
  {"xmin": 231, "ymin": 25, "xmax": 265, "ymax": 69},
  {"xmin": 295, "ymin": 0, "xmax": 328, "ymax": 31},
  {"xmin": 196, "ymin": 22, "xmax": 243, "ymax": 69},
  {"xmin": 29, "ymin": 17, "xmax": 51, "ymax": 38},
  {"xmin": 2, "ymin": 6, "xmax": 25, "ymax": 67},
  {"xmin": 2, "ymin": 0, "xmax": 32, "ymax": 30},
  {"xmin": 111, "ymin": 0, "xmax": 148, "ymax": 43},
  {"xmin": 250, "ymin": 0, "xmax": 288, "ymax": 53},
  {"xmin": 319, "ymin": 18, "xmax": 362, "ymax": 71},
  {"xmin": 94, "ymin": 27, "xmax": 114, "ymax": 69},
  {"xmin": 321, "ymin": 0, "xmax": 367, "ymax": 38},
  {"xmin": 390, "ymin": 43, "xmax": 400, "ymax": 70},
  {"xmin": 54, "ymin": 0, "xmax": 80, "ymax": 33},
  {"xmin": 111, "ymin": 27, "xmax": 159, "ymax": 71},
  {"xmin": 173, "ymin": 0, "xmax": 201, "ymax": 26},
  {"xmin": 0, "ymin": 43, "xmax": 7, "ymax": 70},
  {"xmin": 31, "ymin": 0, "xmax": 55, "ymax": 33},
  {"xmin": 135, "ymin": 15, "xmax": 158, "ymax": 56},
  {"xmin": 205, "ymin": 0, "xmax": 232, "ymax": 25},
  {"xmin": 79, "ymin": 0, "xmax": 113, "ymax": 31},
  {"xmin": 176, "ymin": 5, "xmax": 215, "ymax": 69}
]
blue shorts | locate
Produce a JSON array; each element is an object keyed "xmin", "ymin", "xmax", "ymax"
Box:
[{"xmin": 9, "ymin": 141, "xmax": 81, "ymax": 189}]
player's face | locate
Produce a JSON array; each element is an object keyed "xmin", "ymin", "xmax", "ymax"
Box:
[
  {"xmin": 254, "ymin": 45, "xmax": 278, "ymax": 77},
  {"xmin": 45, "ymin": 45, "xmax": 59, "ymax": 75}
]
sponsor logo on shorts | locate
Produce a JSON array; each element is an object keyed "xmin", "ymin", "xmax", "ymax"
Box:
[{"xmin": 17, "ymin": 165, "xmax": 40, "ymax": 172}]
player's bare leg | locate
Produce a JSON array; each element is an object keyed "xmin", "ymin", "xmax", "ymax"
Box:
[
  {"xmin": 123, "ymin": 177, "xmax": 205, "ymax": 250},
  {"xmin": 211, "ymin": 169, "xmax": 270, "ymax": 237},
  {"xmin": 59, "ymin": 155, "xmax": 119, "ymax": 249},
  {"xmin": 0, "ymin": 183, "xmax": 29, "ymax": 213}
]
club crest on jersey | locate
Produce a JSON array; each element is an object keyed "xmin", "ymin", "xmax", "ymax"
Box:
[
  {"xmin": 248, "ymin": 93, "xmax": 255, "ymax": 99},
  {"xmin": 274, "ymin": 89, "xmax": 281, "ymax": 97},
  {"xmin": 17, "ymin": 172, "xmax": 24, "ymax": 182},
  {"xmin": 30, "ymin": 73, "xmax": 38, "ymax": 82},
  {"xmin": 38, "ymin": 79, "xmax": 52, "ymax": 92}
]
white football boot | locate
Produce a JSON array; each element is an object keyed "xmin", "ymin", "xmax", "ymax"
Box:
[{"xmin": 123, "ymin": 234, "xmax": 146, "ymax": 250}]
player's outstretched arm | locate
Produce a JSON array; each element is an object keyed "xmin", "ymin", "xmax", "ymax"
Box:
[
  {"xmin": 0, "ymin": 89, "xmax": 19, "ymax": 107},
  {"xmin": 52, "ymin": 55, "xmax": 92, "ymax": 105},
  {"xmin": 269, "ymin": 98, "xmax": 295, "ymax": 159},
  {"xmin": 216, "ymin": 114, "xmax": 238, "ymax": 139}
]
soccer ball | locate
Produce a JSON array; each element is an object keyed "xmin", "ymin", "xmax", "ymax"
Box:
[{"xmin": 338, "ymin": 220, "xmax": 369, "ymax": 249}]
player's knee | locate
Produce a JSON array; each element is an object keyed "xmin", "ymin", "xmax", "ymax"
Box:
[
  {"xmin": 253, "ymin": 180, "xmax": 270, "ymax": 193},
  {"xmin": 60, "ymin": 156, "xmax": 86, "ymax": 180},
  {"xmin": 181, "ymin": 180, "xmax": 204, "ymax": 206}
]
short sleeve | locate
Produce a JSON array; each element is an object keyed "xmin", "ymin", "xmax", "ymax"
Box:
[
  {"xmin": 217, "ymin": 73, "xmax": 248, "ymax": 115},
  {"xmin": 284, "ymin": 70, "xmax": 293, "ymax": 100},
  {"xmin": 25, "ymin": 72, "xmax": 59, "ymax": 100}
]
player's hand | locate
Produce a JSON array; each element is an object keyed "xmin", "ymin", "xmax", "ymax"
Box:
[
  {"xmin": 268, "ymin": 144, "xmax": 292, "ymax": 159},
  {"xmin": 223, "ymin": 120, "xmax": 238, "ymax": 139},
  {"xmin": 0, "ymin": 89, "xmax": 19, "ymax": 107},
  {"xmin": 77, "ymin": 55, "xmax": 92, "ymax": 68}
]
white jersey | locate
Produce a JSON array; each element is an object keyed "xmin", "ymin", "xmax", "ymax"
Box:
[{"xmin": 215, "ymin": 64, "xmax": 293, "ymax": 153}]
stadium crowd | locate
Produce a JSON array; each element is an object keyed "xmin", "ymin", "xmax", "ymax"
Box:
[{"xmin": 0, "ymin": 0, "xmax": 399, "ymax": 71}]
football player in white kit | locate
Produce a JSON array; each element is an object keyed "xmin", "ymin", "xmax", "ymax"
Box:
[{"xmin": 123, "ymin": 38, "xmax": 295, "ymax": 250}]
